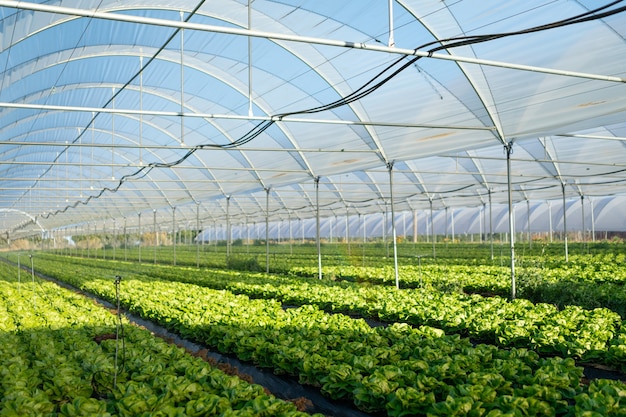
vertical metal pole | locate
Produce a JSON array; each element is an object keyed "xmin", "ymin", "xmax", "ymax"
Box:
[
  {"xmin": 346, "ymin": 206, "xmax": 350, "ymax": 256},
  {"xmin": 226, "ymin": 196, "xmax": 231, "ymax": 258},
  {"xmin": 247, "ymin": 217, "xmax": 251, "ymax": 250},
  {"xmin": 123, "ymin": 217, "xmax": 127, "ymax": 261},
  {"xmin": 527, "ymin": 200, "xmax": 532, "ymax": 249},
  {"xmin": 451, "ymin": 209, "xmax": 455, "ymax": 243},
  {"xmin": 201, "ymin": 221, "xmax": 205, "ymax": 252},
  {"xmin": 315, "ymin": 177, "xmax": 322, "ymax": 280},
  {"xmin": 112, "ymin": 219, "xmax": 116, "ymax": 260},
  {"xmin": 548, "ymin": 201, "xmax": 553, "ymax": 243},
  {"xmin": 265, "ymin": 188, "xmax": 270, "ymax": 274},
  {"xmin": 489, "ymin": 190, "xmax": 494, "ymax": 261},
  {"xmin": 445, "ymin": 206, "xmax": 449, "ymax": 244},
  {"xmin": 402, "ymin": 211, "xmax": 406, "ymax": 240},
  {"xmin": 153, "ymin": 209, "xmax": 157, "ymax": 264},
  {"xmin": 247, "ymin": 0, "xmax": 253, "ymax": 117},
  {"xmin": 179, "ymin": 11, "xmax": 185, "ymax": 145},
  {"xmin": 30, "ymin": 255, "xmax": 36, "ymax": 308},
  {"xmin": 103, "ymin": 221, "xmax": 106, "ymax": 260},
  {"xmin": 481, "ymin": 203, "xmax": 486, "ymax": 244},
  {"xmin": 505, "ymin": 142, "xmax": 516, "ymax": 300},
  {"xmin": 580, "ymin": 195, "xmax": 585, "ymax": 253},
  {"xmin": 383, "ymin": 211, "xmax": 389, "ymax": 257},
  {"xmin": 562, "ymin": 183, "xmax": 568, "ymax": 262},
  {"xmin": 590, "ymin": 198, "xmax": 595, "ymax": 242},
  {"xmin": 413, "ymin": 210, "xmax": 418, "ymax": 243},
  {"xmin": 196, "ymin": 202, "xmax": 200, "ymax": 268},
  {"xmin": 172, "ymin": 207, "xmax": 177, "ymax": 266},
  {"xmin": 388, "ymin": 162, "xmax": 400, "ymax": 289},
  {"xmin": 289, "ymin": 213, "xmax": 293, "ymax": 255},
  {"xmin": 362, "ymin": 213, "xmax": 366, "ymax": 267},
  {"xmin": 138, "ymin": 212, "xmax": 142, "ymax": 263},
  {"xmin": 139, "ymin": 56, "xmax": 143, "ymax": 164},
  {"xmin": 429, "ymin": 199, "xmax": 435, "ymax": 259},
  {"xmin": 388, "ymin": 0, "xmax": 395, "ymax": 47},
  {"xmin": 111, "ymin": 88, "xmax": 115, "ymax": 181}
]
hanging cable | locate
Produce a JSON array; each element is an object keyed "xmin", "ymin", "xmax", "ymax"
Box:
[
  {"xmin": 27, "ymin": 0, "xmax": 208, "ymax": 211},
  {"xmin": 41, "ymin": 0, "xmax": 626, "ymax": 218}
]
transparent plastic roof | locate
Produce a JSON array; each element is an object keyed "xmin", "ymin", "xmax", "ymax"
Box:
[{"xmin": 0, "ymin": 0, "xmax": 625, "ymax": 237}]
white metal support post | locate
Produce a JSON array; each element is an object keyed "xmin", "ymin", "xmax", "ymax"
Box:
[
  {"xmin": 247, "ymin": 0, "xmax": 253, "ymax": 117},
  {"xmin": 289, "ymin": 212, "xmax": 293, "ymax": 255},
  {"xmin": 481, "ymin": 203, "xmax": 486, "ymax": 244},
  {"xmin": 112, "ymin": 219, "xmax": 117, "ymax": 260},
  {"xmin": 527, "ymin": 199, "xmax": 532, "ymax": 249},
  {"xmin": 102, "ymin": 221, "xmax": 106, "ymax": 260},
  {"xmin": 561, "ymin": 183, "xmax": 569, "ymax": 262},
  {"xmin": 265, "ymin": 188, "xmax": 270, "ymax": 274},
  {"xmin": 548, "ymin": 202, "xmax": 553, "ymax": 243},
  {"xmin": 153, "ymin": 209, "xmax": 157, "ymax": 264},
  {"xmin": 247, "ymin": 216, "xmax": 251, "ymax": 251},
  {"xmin": 451, "ymin": 209, "xmax": 455, "ymax": 243},
  {"xmin": 137, "ymin": 212, "xmax": 142, "ymax": 263},
  {"xmin": 362, "ymin": 213, "xmax": 366, "ymax": 268},
  {"xmin": 489, "ymin": 189, "xmax": 494, "ymax": 261},
  {"xmin": 226, "ymin": 196, "xmax": 231, "ymax": 259},
  {"xmin": 172, "ymin": 207, "xmax": 176, "ymax": 266},
  {"xmin": 180, "ymin": 11, "xmax": 185, "ymax": 145},
  {"xmin": 429, "ymin": 198, "xmax": 435, "ymax": 259},
  {"xmin": 139, "ymin": 56, "xmax": 143, "ymax": 164},
  {"xmin": 388, "ymin": 0, "xmax": 394, "ymax": 47},
  {"xmin": 123, "ymin": 217, "xmax": 127, "ymax": 261},
  {"xmin": 315, "ymin": 177, "xmax": 322, "ymax": 280},
  {"xmin": 346, "ymin": 205, "xmax": 351, "ymax": 257},
  {"xmin": 388, "ymin": 162, "xmax": 400, "ymax": 289},
  {"xmin": 444, "ymin": 206, "xmax": 449, "ymax": 245},
  {"xmin": 590, "ymin": 198, "xmax": 596, "ymax": 242},
  {"xmin": 196, "ymin": 202, "xmax": 200, "ymax": 268},
  {"xmin": 580, "ymin": 195, "xmax": 585, "ymax": 250},
  {"xmin": 505, "ymin": 141, "xmax": 516, "ymax": 300}
]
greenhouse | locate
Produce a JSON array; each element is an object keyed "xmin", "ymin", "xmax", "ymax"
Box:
[
  {"xmin": 0, "ymin": 0, "xmax": 624, "ymax": 241},
  {"xmin": 1, "ymin": 0, "xmax": 626, "ymax": 416}
]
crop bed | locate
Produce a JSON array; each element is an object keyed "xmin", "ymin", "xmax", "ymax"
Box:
[
  {"xmin": 8, "ymin": 253, "xmax": 626, "ymax": 416},
  {"xmin": 27, "ymin": 253, "xmax": 626, "ymax": 369},
  {"xmin": 0, "ymin": 260, "xmax": 321, "ymax": 417}
]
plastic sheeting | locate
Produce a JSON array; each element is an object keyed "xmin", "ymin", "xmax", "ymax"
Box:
[
  {"xmin": 195, "ymin": 195, "xmax": 626, "ymax": 245},
  {"xmin": 0, "ymin": 1, "xmax": 625, "ymax": 239}
]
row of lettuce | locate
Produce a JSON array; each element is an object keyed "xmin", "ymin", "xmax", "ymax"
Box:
[
  {"xmin": 288, "ymin": 252, "xmax": 626, "ymax": 318},
  {"xmin": 7, "ymin": 254, "xmax": 626, "ymax": 416},
  {"xmin": 244, "ymin": 246, "xmax": 626, "ymax": 319},
  {"xmin": 28, "ymin": 253, "xmax": 626, "ymax": 370},
  {"xmin": 54, "ymin": 244, "xmax": 626, "ymax": 318},
  {"xmin": 60, "ymin": 240, "xmax": 621, "ymax": 270},
  {"xmin": 0, "ymin": 261, "xmax": 321, "ymax": 417}
]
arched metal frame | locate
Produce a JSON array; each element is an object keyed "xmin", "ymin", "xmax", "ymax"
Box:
[{"xmin": 0, "ymin": 0, "xmax": 624, "ymax": 245}]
